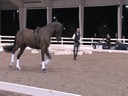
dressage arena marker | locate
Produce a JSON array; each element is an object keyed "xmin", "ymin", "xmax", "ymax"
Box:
[
  {"xmin": 0, "ymin": 81, "xmax": 81, "ymax": 96},
  {"xmin": 0, "ymin": 47, "xmax": 3, "ymax": 51},
  {"xmin": 1, "ymin": 45, "xmax": 128, "ymax": 54},
  {"xmin": 49, "ymin": 45, "xmax": 93, "ymax": 55},
  {"xmin": 27, "ymin": 45, "xmax": 93, "ymax": 55}
]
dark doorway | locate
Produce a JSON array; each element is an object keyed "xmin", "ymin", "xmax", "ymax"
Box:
[
  {"xmin": 122, "ymin": 5, "xmax": 128, "ymax": 38},
  {"xmin": 53, "ymin": 8, "xmax": 79, "ymax": 37},
  {"xmin": 27, "ymin": 9, "xmax": 47, "ymax": 29},
  {"xmin": 1, "ymin": 10, "xmax": 19, "ymax": 36},
  {"xmin": 84, "ymin": 6, "xmax": 117, "ymax": 38}
]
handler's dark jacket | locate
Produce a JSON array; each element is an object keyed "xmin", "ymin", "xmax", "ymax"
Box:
[{"xmin": 74, "ymin": 32, "xmax": 80, "ymax": 44}]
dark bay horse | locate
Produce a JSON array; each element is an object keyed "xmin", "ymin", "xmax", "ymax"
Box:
[{"xmin": 3, "ymin": 22, "xmax": 63, "ymax": 72}]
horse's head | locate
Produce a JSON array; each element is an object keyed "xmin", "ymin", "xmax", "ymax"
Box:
[
  {"xmin": 53, "ymin": 22, "xmax": 63, "ymax": 41},
  {"xmin": 54, "ymin": 31, "xmax": 62, "ymax": 41}
]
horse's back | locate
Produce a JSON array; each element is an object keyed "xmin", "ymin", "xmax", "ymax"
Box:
[
  {"xmin": 16, "ymin": 28, "xmax": 33, "ymax": 36},
  {"xmin": 16, "ymin": 28, "xmax": 36, "ymax": 47}
]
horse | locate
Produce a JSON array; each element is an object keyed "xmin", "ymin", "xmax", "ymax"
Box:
[{"xmin": 3, "ymin": 22, "xmax": 63, "ymax": 73}]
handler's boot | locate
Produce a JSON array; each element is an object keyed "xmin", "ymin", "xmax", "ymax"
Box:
[{"xmin": 73, "ymin": 56, "xmax": 77, "ymax": 60}]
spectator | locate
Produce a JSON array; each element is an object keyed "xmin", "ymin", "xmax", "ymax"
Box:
[{"xmin": 106, "ymin": 34, "xmax": 111, "ymax": 49}]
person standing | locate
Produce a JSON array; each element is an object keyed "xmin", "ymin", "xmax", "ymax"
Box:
[
  {"xmin": 106, "ymin": 34, "xmax": 111, "ymax": 49},
  {"xmin": 72, "ymin": 28, "xmax": 81, "ymax": 60}
]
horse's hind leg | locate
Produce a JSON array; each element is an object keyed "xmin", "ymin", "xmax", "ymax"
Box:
[
  {"xmin": 16, "ymin": 45, "xmax": 26, "ymax": 70},
  {"xmin": 10, "ymin": 45, "xmax": 19, "ymax": 67}
]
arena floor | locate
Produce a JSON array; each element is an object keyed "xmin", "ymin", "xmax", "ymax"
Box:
[{"xmin": 1, "ymin": 50, "xmax": 128, "ymax": 96}]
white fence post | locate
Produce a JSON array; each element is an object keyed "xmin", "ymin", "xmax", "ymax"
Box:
[
  {"xmin": 0, "ymin": 35, "xmax": 2, "ymax": 51},
  {"xmin": 61, "ymin": 37, "xmax": 63, "ymax": 45},
  {"xmin": 123, "ymin": 37, "xmax": 125, "ymax": 43},
  {"xmin": 91, "ymin": 37, "xmax": 94, "ymax": 45},
  {"xmin": 0, "ymin": 35, "xmax": 1, "ymax": 46}
]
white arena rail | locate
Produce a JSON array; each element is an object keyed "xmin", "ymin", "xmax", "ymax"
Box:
[
  {"xmin": 0, "ymin": 35, "xmax": 15, "ymax": 46},
  {"xmin": 0, "ymin": 81, "xmax": 81, "ymax": 96},
  {"xmin": 1, "ymin": 35, "xmax": 128, "ymax": 54},
  {"xmin": 1, "ymin": 35, "xmax": 128, "ymax": 46}
]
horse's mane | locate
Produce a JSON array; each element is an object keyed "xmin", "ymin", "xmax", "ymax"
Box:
[
  {"xmin": 47, "ymin": 22, "xmax": 61, "ymax": 27},
  {"xmin": 40, "ymin": 22, "xmax": 63, "ymax": 33}
]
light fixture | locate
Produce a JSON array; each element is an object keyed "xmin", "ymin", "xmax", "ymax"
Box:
[{"xmin": 125, "ymin": 5, "xmax": 128, "ymax": 8}]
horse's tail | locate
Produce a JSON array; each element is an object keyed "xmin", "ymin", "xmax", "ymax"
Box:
[
  {"xmin": 3, "ymin": 39, "xmax": 16, "ymax": 53},
  {"xmin": 3, "ymin": 44, "xmax": 15, "ymax": 52}
]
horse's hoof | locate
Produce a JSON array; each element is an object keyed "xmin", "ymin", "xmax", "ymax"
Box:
[
  {"xmin": 42, "ymin": 69, "xmax": 46, "ymax": 73},
  {"xmin": 16, "ymin": 67, "xmax": 21, "ymax": 70},
  {"xmin": 9, "ymin": 63, "xmax": 13, "ymax": 68},
  {"xmin": 9, "ymin": 62, "xmax": 13, "ymax": 66},
  {"xmin": 9, "ymin": 65, "xmax": 12, "ymax": 68}
]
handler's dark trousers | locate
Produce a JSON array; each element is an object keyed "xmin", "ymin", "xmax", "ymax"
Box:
[
  {"xmin": 73, "ymin": 42, "xmax": 80, "ymax": 60},
  {"xmin": 107, "ymin": 42, "xmax": 111, "ymax": 49}
]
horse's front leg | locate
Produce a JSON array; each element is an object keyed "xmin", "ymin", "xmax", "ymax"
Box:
[
  {"xmin": 44, "ymin": 47, "xmax": 51, "ymax": 64},
  {"xmin": 41, "ymin": 47, "xmax": 46, "ymax": 73},
  {"xmin": 10, "ymin": 54, "xmax": 14, "ymax": 67}
]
